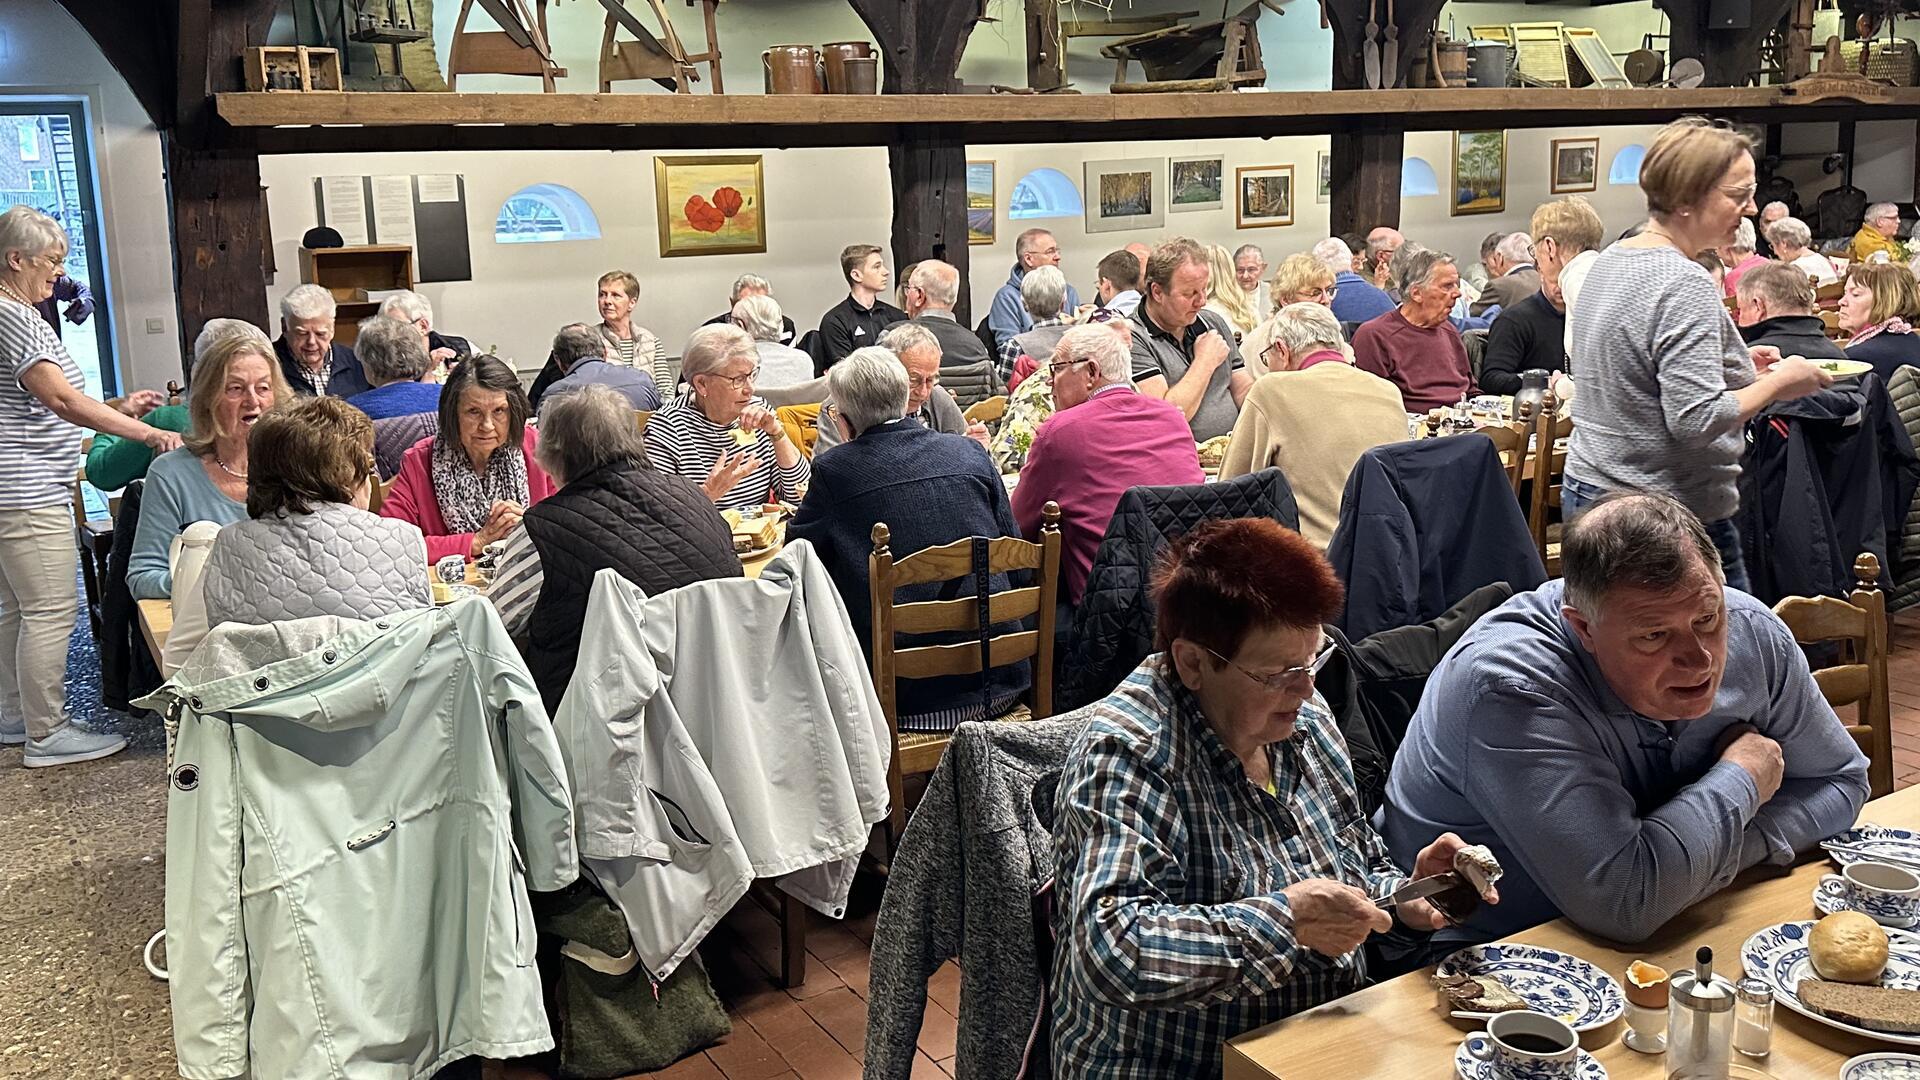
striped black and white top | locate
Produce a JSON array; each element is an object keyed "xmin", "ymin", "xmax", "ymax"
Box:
[
  {"xmin": 641, "ymin": 394, "xmax": 810, "ymax": 512},
  {"xmin": 0, "ymin": 295, "xmax": 85, "ymax": 511}
]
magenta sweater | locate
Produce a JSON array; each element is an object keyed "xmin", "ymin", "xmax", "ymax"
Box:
[
  {"xmin": 380, "ymin": 427, "xmax": 557, "ymax": 562},
  {"xmin": 1012, "ymin": 386, "xmax": 1203, "ymax": 604}
]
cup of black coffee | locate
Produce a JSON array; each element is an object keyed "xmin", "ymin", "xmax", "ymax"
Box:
[{"xmin": 1463, "ymin": 1010, "xmax": 1578, "ymax": 1078}]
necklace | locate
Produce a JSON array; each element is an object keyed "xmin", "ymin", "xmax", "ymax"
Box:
[
  {"xmin": 0, "ymin": 280, "xmax": 34, "ymax": 307},
  {"xmin": 215, "ymin": 457, "xmax": 248, "ymax": 480}
]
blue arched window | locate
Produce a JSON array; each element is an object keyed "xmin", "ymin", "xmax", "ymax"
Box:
[
  {"xmin": 495, "ymin": 184, "xmax": 601, "ymax": 244},
  {"xmin": 1401, "ymin": 157, "xmax": 1439, "ymax": 198},
  {"xmin": 1609, "ymin": 145, "xmax": 1646, "ymax": 185},
  {"xmin": 1009, "ymin": 168, "xmax": 1083, "ymax": 220}
]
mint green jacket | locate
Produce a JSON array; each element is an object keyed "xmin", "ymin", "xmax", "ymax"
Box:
[{"xmin": 141, "ymin": 600, "xmax": 577, "ymax": 1079}]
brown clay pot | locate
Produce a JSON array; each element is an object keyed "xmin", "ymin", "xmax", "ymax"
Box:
[
  {"xmin": 763, "ymin": 44, "xmax": 823, "ymax": 94},
  {"xmin": 820, "ymin": 41, "xmax": 874, "ymax": 93}
]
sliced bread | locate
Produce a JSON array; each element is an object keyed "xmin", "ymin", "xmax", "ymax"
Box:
[
  {"xmin": 1434, "ymin": 973, "xmax": 1530, "ymax": 1013},
  {"xmin": 1798, "ymin": 979, "xmax": 1920, "ymax": 1034}
]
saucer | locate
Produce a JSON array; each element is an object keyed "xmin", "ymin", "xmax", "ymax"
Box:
[
  {"xmin": 1843, "ymin": 1052, "xmax": 1920, "ymax": 1079},
  {"xmin": 1815, "ymin": 877, "xmax": 1920, "ymax": 928},
  {"xmin": 1454, "ymin": 1034, "xmax": 1606, "ymax": 1079}
]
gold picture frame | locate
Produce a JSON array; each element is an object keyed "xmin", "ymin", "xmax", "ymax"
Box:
[
  {"xmin": 966, "ymin": 160, "xmax": 995, "ymax": 245},
  {"xmin": 1451, "ymin": 130, "xmax": 1507, "ymax": 216},
  {"xmin": 1550, "ymin": 137, "xmax": 1599, "ymax": 194},
  {"xmin": 653, "ymin": 155, "xmax": 767, "ymax": 258},
  {"xmin": 1235, "ymin": 165, "xmax": 1294, "ymax": 229}
]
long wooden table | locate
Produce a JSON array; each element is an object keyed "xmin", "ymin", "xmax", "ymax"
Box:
[{"xmin": 1225, "ymin": 784, "xmax": 1920, "ymax": 1078}]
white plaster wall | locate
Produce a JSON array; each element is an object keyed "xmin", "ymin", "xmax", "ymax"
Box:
[{"xmin": 0, "ymin": 0, "xmax": 181, "ymax": 393}]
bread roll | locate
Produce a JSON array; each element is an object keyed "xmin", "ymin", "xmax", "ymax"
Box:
[{"xmin": 1810, "ymin": 911, "xmax": 1891, "ymax": 984}]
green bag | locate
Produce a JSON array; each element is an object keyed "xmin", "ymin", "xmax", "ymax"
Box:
[{"xmin": 535, "ymin": 881, "xmax": 732, "ymax": 1079}]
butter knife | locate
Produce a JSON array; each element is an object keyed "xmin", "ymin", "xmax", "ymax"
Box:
[{"xmin": 1371, "ymin": 871, "xmax": 1462, "ymax": 910}]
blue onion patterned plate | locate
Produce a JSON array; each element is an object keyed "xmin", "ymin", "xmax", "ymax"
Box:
[
  {"xmin": 1743, "ymin": 921, "xmax": 1920, "ymax": 1046},
  {"xmin": 1454, "ymin": 1034, "xmax": 1605, "ymax": 1080},
  {"xmin": 1434, "ymin": 944, "xmax": 1626, "ymax": 1032},
  {"xmin": 1826, "ymin": 825, "xmax": 1920, "ymax": 868},
  {"xmin": 1844, "ymin": 1053, "xmax": 1920, "ymax": 1079}
]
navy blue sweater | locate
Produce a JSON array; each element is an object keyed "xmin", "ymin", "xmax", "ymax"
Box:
[
  {"xmin": 788, "ymin": 419, "xmax": 1030, "ymax": 729},
  {"xmin": 1847, "ymin": 327, "xmax": 1920, "ymax": 385}
]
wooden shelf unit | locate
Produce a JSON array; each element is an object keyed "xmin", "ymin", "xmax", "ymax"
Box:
[
  {"xmin": 218, "ymin": 86, "xmax": 1920, "ymax": 152},
  {"xmin": 297, "ymin": 244, "xmax": 415, "ymax": 346}
]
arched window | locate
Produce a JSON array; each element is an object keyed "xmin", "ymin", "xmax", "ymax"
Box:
[
  {"xmin": 1401, "ymin": 157, "xmax": 1439, "ymax": 198},
  {"xmin": 1009, "ymin": 168, "xmax": 1083, "ymax": 220},
  {"xmin": 494, "ymin": 184, "xmax": 601, "ymax": 244},
  {"xmin": 1609, "ymin": 145, "xmax": 1646, "ymax": 185}
]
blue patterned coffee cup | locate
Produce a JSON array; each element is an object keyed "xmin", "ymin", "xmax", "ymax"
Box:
[
  {"xmin": 1826, "ymin": 862, "xmax": 1920, "ymax": 926},
  {"xmin": 1465, "ymin": 1011, "xmax": 1579, "ymax": 1079}
]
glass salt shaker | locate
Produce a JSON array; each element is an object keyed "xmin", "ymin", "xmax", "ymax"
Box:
[
  {"xmin": 1733, "ymin": 978, "xmax": 1773, "ymax": 1060},
  {"xmin": 1667, "ymin": 947, "xmax": 1734, "ymax": 1080}
]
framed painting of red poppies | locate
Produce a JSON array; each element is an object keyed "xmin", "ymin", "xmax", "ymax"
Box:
[{"xmin": 653, "ymin": 155, "xmax": 766, "ymax": 257}]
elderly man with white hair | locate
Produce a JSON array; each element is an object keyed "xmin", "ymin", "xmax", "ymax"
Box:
[
  {"xmin": 904, "ymin": 259, "xmax": 992, "ymax": 369},
  {"xmin": 378, "ymin": 289, "xmax": 470, "ymax": 368},
  {"xmin": 788, "ymin": 346, "xmax": 1029, "ymax": 731},
  {"xmin": 815, "ymin": 321, "xmax": 984, "ymax": 453},
  {"xmin": 732, "ymin": 294, "xmax": 813, "ymax": 389},
  {"xmin": 1220, "ymin": 303, "xmax": 1407, "ymax": 548},
  {"xmin": 1234, "ymin": 243, "xmax": 1272, "ymax": 321},
  {"xmin": 1765, "ymin": 216, "xmax": 1838, "ymax": 286},
  {"xmin": 703, "ymin": 272, "xmax": 797, "ymax": 345},
  {"xmin": 1853, "ymin": 201, "xmax": 1908, "ymax": 265},
  {"xmin": 1755, "ymin": 200, "xmax": 1789, "ymax": 257},
  {"xmin": 275, "ymin": 282, "xmax": 371, "ymax": 398},
  {"xmin": 1317, "ymin": 236, "xmax": 1396, "ymax": 326},
  {"xmin": 1472, "ymin": 231, "xmax": 1541, "ymax": 316},
  {"xmin": 1015, "ymin": 324, "xmax": 1204, "ymax": 605},
  {"xmin": 999, "ymin": 265, "xmax": 1073, "ymax": 382},
  {"xmin": 1352, "ymin": 246, "xmax": 1473, "ymax": 412},
  {"xmin": 538, "ymin": 322, "xmax": 663, "ymax": 413}
]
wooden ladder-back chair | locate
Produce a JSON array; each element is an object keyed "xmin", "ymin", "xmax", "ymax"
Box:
[
  {"xmin": 1774, "ymin": 553, "xmax": 1895, "ymax": 799},
  {"xmin": 1528, "ymin": 409, "xmax": 1574, "ymax": 575},
  {"xmin": 1476, "ymin": 420, "xmax": 1532, "ymax": 497},
  {"xmin": 367, "ymin": 477, "xmax": 392, "ymax": 516},
  {"xmin": 72, "ymin": 454, "xmax": 116, "ymax": 640},
  {"xmin": 868, "ymin": 502, "xmax": 1062, "ymax": 845}
]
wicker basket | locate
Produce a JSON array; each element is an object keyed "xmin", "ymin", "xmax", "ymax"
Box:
[{"xmin": 1840, "ymin": 37, "xmax": 1919, "ymax": 85}]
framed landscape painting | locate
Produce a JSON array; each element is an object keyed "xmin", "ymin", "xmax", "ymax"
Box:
[
  {"xmin": 654, "ymin": 155, "xmax": 766, "ymax": 257},
  {"xmin": 1316, "ymin": 151, "xmax": 1331, "ymax": 204},
  {"xmin": 967, "ymin": 160, "xmax": 996, "ymax": 245},
  {"xmin": 1451, "ymin": 130, "xmax": 1506, "ymax": 216},
  {"xmin": 1085, "ymin": 157, "xmax": 1163, "ymax": 234},
  {"xmin": 1169, "ymin": 155, "xmax": 1224, "ymax": 213},
  {"xmin": 1551, "ymin": 137, "xmax": 1599, "ymax": 194},
  {"xmin": 1236, "ymin": 165, "xmax": 1294, "ymax": 229}
]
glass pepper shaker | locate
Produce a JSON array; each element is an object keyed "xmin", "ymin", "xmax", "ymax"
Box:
[{"xmin": 1733, "ymin": 978, "xmax": 1773, "ymax": 1059}]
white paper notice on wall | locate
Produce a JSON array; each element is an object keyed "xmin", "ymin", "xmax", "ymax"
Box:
[
  {"xmin": 319, "ymin": 176, "xmax": 369, "ymax": 246},
  {"xmin": 370, "ymin": 175, "xmax": 417, "ymax": 248},
  {"xmin": 417, "ymin": 175, "xmax": 461, "ymax": 203}
]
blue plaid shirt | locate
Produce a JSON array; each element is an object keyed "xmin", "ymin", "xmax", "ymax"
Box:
[{"xmin": 1050, "ymin": 658, "xmax": 1410, "ymax": 1080}]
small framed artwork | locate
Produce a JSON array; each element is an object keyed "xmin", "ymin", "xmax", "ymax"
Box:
[
  {"xmin": 1085, "ymin": 157, "xmax": 1164, "ymax": 234},
  {"xmin": 1316, "ymin": 151, "xmax": 1331, "ymax": 204},
  {"xmin": 654, "ymin": 155, "xmax": 766, "ymax": 257},
  {"xmin": 1169, "ymin": 155, "xmax": 1224, "ymax": 213},
  {"xmin": 966, "ymin": 160, "xmax": 996, "ymax": 245},
  {"xmin": 1235, "ymin": 165, "xmax": 1294, "ymax": 229},
  {"xmin": 1550, "ymin": 137, "xmax": 1599, "ymax": 194},
  {"xmin": 1451, "ymin": 130, "xmax": 1507, "ymax": 216}
]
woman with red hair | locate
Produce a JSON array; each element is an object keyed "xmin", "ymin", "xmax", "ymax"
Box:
[{"xmin": 1048, "ymin": 518, "xmax": 1495, "ymax": 1079}]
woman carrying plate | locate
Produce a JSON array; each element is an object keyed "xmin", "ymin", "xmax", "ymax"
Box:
[{"xmin": 1049, "ymin": 518, "xmax": 1497, "ymax": 1080}]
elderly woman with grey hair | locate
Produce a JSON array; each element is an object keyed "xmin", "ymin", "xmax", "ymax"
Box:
[
  {"xmin": 345, "ymin": 315, "xmax": 442, "ymax": 421},
  {"xmin": 0, "ymin": 205, "xmax": 180, "ymax": 766},
  {"xmin": 642, "ymin": 323, "xmax": 809, "ymax": 510},
  {"xmin": 999, "ymin": 264, "xmax": 1072, "ymax": 381},
  {"xmin": 1765, "ymin": 215, "xmax": 1838, "ymax": 286},
  {"xmin": 1350, "ymin": 245, "xmax": 1474, "ymax": 412},
  {"xmin": 489, "ymin": 384, "xmax": 741, "ymax": 707},
  {"xmin": 702, "ymin": 272, "xmax": 797, "ymax": 345},
  {"xmin": 788, "ymin": 346, "xmax": 1028, "ymax": 730},
  {"xmin": 817, "ymin": 321, "xmax": 980, "ymax": 455},
  {"xmin": 274, "ymin": 283, "xmax": 371, "ymax": 398},
  {"xmin": 1221, "ymin": 303, "xmax": 1408, "ymax": 548},
  {"xmin": 732, "ymin": 293, "xmax": 814, "ymax": 390}
]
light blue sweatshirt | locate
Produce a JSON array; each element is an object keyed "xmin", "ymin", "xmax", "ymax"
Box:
[{"xmin": 126, "ymin": 447, "xmax": 246, "ymax": 600}]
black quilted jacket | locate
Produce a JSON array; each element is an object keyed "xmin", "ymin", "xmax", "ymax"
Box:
[{"xmin": 1056, "ymin": 469, "xmax": 1299, "ymax": 713}]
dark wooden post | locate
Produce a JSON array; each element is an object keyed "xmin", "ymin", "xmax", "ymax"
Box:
[
  {"xmin": 162, "ymin": 141, "xmax": 270, "ymax": 369},
  {"xmin": 888, "ymin": 127, "xmax": 972, "ymax": 324},
  {"xmin": 1329, "ymin": 123, "xmax": 1405, "ymax": 238}
]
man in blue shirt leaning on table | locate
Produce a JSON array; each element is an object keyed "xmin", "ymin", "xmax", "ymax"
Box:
[{"xmin": 1381, "ymin": 491, "xmax": 1869, "ymax": 948}]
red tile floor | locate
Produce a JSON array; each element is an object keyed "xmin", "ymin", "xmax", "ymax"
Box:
[{"xmin": 496, "ymin": 609, "xmax": 1920, "ymax": 1080}]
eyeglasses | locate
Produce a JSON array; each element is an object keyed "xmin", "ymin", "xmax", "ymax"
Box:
[
  {"xmin": 704, "ymin": 366, "xmax": 759, "ymax": 389},
  {"xmin": 1031, "ymin": 247, "xmax": 1061, "ymax": 258},
  {"xmin": 1046, "ymin": 357, "xmax": 1089, "ymax": 381},
  {"xmin": 1204, "ymin": 636, "xmax": 1335, "ymax": 692},
  {"xmin": 35, "ymin": 253, "xmax": 66, "ymax": 271},
  {"xmin": 908, "ymin": 373, "xmax": 940, "ymax": 390},
  {"xmin": 1721, "ymin": 183, "xmax": 1759, "ymax": 205},
  {"xmin": 1301, "ymin": 285, "xmax": 1337, "ymax": 302}
]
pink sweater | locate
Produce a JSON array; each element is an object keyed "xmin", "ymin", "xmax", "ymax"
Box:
[
  {"xmin": 380, "ymin": 428, "xmax": 557, "ymax": 561},
  {"xmin": 1012, "ymin": 385, "xmax": 1203, "ymax": 604}
]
